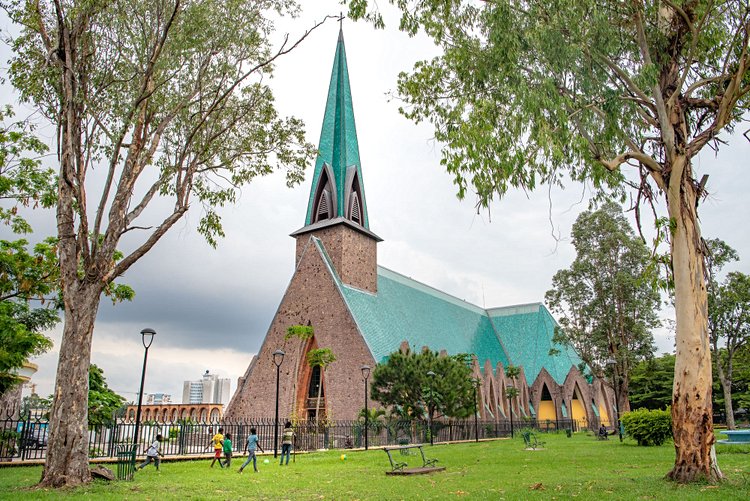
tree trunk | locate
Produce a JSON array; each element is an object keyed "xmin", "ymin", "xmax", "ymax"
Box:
[
  {"xmin": 39, "ymin": 285, "xmax": 102, "ymax": 487},
  {"xmin": 618, "ymin": 376, "xmax": 631, "ymax": 414},
  {"xmin": 717, "ymin": 367, "xmax": 736, "ymax": 430},
  {"xmin": 315, "ymin": 368, "xmax": 323, "ymax": 428},
  {"xmin": 666, "ymin": 156, "xmax": 722, "ymax": 483}
]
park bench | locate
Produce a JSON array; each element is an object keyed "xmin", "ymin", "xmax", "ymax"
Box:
[
  {"xmin": 522, "ymin": 431, "xmax": 545, "ymax": 450},
  {"xmin": 717, "ymin": 429, "xmax": 750, "ymax": 445},
  {"xmin": 382, "ymin": 444, "xmax": 444, "ymax": 475}
]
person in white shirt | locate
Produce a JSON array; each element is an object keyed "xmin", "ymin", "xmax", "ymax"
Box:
[{"xmin": 138, "ymin": 434, "xmax": 163, "ymax": 471}]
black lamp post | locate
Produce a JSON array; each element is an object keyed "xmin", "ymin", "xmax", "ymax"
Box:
[
  {"xmin": 273, "ymin": 349, "xmax": 285, "ymax": 458},
  {"xmin": 426, "ymin": 370, "xmax": 436, "ymax": 445},
  {"xmin": 606, "ymin": 357, "xmax": 624, "ymax": 442},
  {"xmin": 133, "ymin": 328, "xmax": 155, "ymax": 449},
  {"xmin": 361, "ymin": 365, "xmax": 370, "ymax": 450},
  {"xmin": 472, "ymin": 377, "xmax": 480, "ymax": 442},
  {"xmin": 507, "ymin": 385, "xmax": 515, "ymax": 439}
]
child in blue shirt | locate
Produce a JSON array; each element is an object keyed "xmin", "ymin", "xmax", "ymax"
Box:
[{"xmin": 238, "ymin": 428, "xmax": 265, "ymax": 473}]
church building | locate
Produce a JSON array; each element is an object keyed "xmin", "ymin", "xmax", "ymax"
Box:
[{"xmin": 225, "ymin": 29, "xmax": 615, "ymax": 428}]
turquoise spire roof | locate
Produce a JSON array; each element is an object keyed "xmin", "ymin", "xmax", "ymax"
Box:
[{"xmin": 304, "ymin": 28, "xmax": 369, "ymax": 228}]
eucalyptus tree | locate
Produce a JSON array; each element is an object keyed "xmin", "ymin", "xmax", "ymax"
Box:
[
  {"xmin": 348, "ymin": 0, "xmax": 750, "ymax": 482},
  {"xmin": 4, "ymin": 0, "xmax": 329, "ymax": 487},
  {"xmin": 546, "ymin": 202, "xmax": 660, "ymax": 413},
  {"xmin": 704, "ymin": 238, "xmax": 746, "ymax": 430},
  {"xmin": 710, "ymin": 271, "xmax": 750, "ymax": 429}
]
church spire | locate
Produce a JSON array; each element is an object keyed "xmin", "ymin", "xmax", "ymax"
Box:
[{"xmin": 304, "ymin": 27, "xmax": 369, "ymax": 229}]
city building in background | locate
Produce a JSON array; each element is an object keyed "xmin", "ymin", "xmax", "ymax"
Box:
[
  {"xmin": 145, "ymin": 393, "xmax": 172, "ymax": 405},
  {"xmin": 182, "ymin": 370, "xmax": 231, "ymax": 405}
]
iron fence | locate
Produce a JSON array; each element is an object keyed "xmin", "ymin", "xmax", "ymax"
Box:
[{"xmin": 0, "ymin": 413, "xmax": 597, "ymax": 463}]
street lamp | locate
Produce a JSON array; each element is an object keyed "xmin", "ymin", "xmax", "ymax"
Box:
[
  {"xmin": 472, "ymin": 377, "xmax": 480, "ymax": 442},
  {"xmin": 361, "ymin": 365, "xmax": 371, "ymax": 450},
  {"xmin": 133, "ymin": 328, "xmax": 156, "ymax": 450},
  {"xmin": 606, "ymin": 357, "xmax": 624, "ymax": 442},
  {"xmin": 273, "ymin": 349, "xmax": 285, "ymax": 458},
  {"xmin": 426, "ymin": 370, "xmax": 436, "ymax": 445},
  {"xmin": 507, "ymin": 385, "xmax": 516, "ymax": 439}
]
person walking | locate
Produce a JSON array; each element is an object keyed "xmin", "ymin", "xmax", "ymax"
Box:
[
  {"xmin": 280, "ymin": 422, "xmax": 294, "ymax": 466},
  {"xmin": 238, "ymin": 427, "xmax": 264, "ymax": 473},
  {"xmin": 137, "ymin": 434, "xmax": 163, "ymax": 471},
  {"xmin": 209, "ymin": 427, "xmax": 225, "ymax": 468},
  {"xmin": 223, "ymin": 433, "xmax": 233, "ymax": 467}
]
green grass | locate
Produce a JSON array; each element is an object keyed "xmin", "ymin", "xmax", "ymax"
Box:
[{"xmin": 1, "ymin": 432, "xmax": 748, "ymax": 500}]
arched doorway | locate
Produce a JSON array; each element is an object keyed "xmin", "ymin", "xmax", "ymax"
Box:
[{"xmin": 537, "ymin": 384, "xmax": 556, "ymax": 421}]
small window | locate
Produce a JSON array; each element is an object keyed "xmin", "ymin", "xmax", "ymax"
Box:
[
  {"xmin": 349, "ymin": 192, "xmax": 361, "ymax": 224},
  {"xmin": 316, "ymin": 190, "xmax": 331, "ymax": 221}
]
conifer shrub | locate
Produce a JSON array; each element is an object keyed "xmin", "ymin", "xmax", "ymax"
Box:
[{"xmin": 621, "ymin": 408, "xmax": 672, "ymax": 446}]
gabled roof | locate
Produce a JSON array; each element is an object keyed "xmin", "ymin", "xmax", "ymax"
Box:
[
  {"xmin": 304, "ymin": 28, "xmax": 369, "ymax": 229},
  {"xmin": 487, "ymin": 304, "xmax": 583, "ymax": 386},
  {"xmin": 309, "ymin": 237, "xmax": 580, "ymax": 385}
]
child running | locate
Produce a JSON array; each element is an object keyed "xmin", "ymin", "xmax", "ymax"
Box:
[
  {"xmin": 209, "ymin": 427, "xmax": 225, "ymax": 468},
  {"xmin": 223, "ymin": 433, "xmax": 233, "ymax": 467},
  {"xmin": 238, "ymin": 427, "xmax": 264, "ymax": 473},
  {"xmin": 138, "ymin": 434, "xmax": 163, "ymax": 471}
]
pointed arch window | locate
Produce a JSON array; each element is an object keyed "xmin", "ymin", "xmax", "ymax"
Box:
[
  {"xmin": 317, "ymin": 190, "xmax": 331, "ymax": 221},
  {"xmin": 307, "ymin": 365, "xmax": 324, "ymax": 398},
  {"xmin": 349, "ymin": 192, "xmax": 362, "ymax": 225},
  {"xmin": 312, "ymin": 165, "xmax": 337, "ymax": 223},
  {"xmin": 344, "ymin": 167, "xmax": 364, "ymax": 226}
]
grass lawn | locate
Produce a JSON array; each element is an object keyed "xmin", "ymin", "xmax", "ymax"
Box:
[{"xmin": 1, "ymin": 432, "xmax": 748, "ymax": 500}]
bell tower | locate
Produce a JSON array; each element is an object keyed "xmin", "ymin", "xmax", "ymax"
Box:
[{"xmin": 291, "ymin": 27, "xmax": 381, "ymax": 293}]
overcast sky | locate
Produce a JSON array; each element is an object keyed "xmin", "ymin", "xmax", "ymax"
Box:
[{"xmin": 3, "ymin": 2, "xmax": 749, "ymax": 405}]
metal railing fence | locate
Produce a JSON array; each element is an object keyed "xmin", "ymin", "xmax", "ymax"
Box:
[{"xmin": 0, "ymin": 413, "xmax": 597, "ymax": 462}]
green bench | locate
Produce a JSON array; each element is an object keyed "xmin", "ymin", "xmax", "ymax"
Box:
[
  {"xmin": 522, "ymin": 431, "xmax": 545, "ymax": 450},
  {"xmin": 383, "ymin": 444, "xmax": 440, "ymax": 474}
]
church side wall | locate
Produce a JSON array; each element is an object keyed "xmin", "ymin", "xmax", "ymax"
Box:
[{"xmin": 226, "ymin": 238, "xmax": 376, "ymax": 420}]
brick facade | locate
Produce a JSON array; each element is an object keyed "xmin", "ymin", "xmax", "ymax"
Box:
[{"xmin": 226, "ymin": 229, "xmax": 376, "ymax": 420}]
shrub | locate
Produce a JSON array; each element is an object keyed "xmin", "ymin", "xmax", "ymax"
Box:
[
  {"xmin": 169, "ymin": 427, "xmax": 179, "ymax": 439},
  {"xmin": 621, "ymin": 408, "xmax": 672, "ymax": 446}
]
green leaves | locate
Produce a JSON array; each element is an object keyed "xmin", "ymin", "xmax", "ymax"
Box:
[
  {"xmin": 371, "ymin": 348, "xmax": 475, "ymax": 420},
  {"xmin": 621, "ymin": 408, "xmax": 672, "ymax": 447},
  {"xmin": 545, "ymin": 202, "xmax": 660, "ymax": 383},
  {"xmin": 88, "ymin": 364, "xmax": 126, "ymax": 426}
]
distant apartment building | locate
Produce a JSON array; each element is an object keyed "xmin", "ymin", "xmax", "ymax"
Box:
[
  {"xmin": 182, "ymin": 370, "xmax": 231, "ymax": 405},
  {"xmin": 145, "ymin": 393, "xmax": 172, "ymax": 405}
]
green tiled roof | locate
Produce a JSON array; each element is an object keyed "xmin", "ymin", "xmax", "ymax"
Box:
[
  {"xmin": 488, "ymin": 304, "xmax": 583, "ymax": 386},
  {"xmin": 311, "ymin": 243, "xmax": 580, "ymax": 386},
  {"xmin": 340, "ymin": 267, "xmax": 510, "ymax": 368},
  {"xmin": 304, "ymin": 28, "xmax": 369, "ymax": 228}
]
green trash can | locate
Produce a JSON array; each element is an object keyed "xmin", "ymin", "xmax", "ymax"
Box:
[
  {"xmin": 115, "ymin": 444, "xmax": 138, "ymax": 481},
  {"xmin": 565, "ymin": 429, "xmax": 572, "ymax": 438}
]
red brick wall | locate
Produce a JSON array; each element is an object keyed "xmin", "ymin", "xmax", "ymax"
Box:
[
  {"xmin": 294, "ymin": 223, "xmax": 377, "ymax": 293},
  {"xmin": 226, "ymin": 236, "xmax": 377, "ymax": 420}
]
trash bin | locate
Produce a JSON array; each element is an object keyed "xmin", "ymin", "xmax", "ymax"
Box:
[
  {"xmin": 115, "ymin": 444, "xmax": 138, "ymax": 481},
  {"xmin": 565, "ymin": 429, "xmax": 572, "ymax": 438}
]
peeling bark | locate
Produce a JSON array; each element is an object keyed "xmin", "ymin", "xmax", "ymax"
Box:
[{"xmin": 665, "ymin": 156, "xmax": 722, "ymax": 483}]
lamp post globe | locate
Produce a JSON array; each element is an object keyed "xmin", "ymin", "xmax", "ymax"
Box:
[
  {"xmin": 134, "ymin": 328, "xmax": 156, "ymax": 450},
  {"xmin": 361, "ymin": 365, "xmax": 371, "ymax": 450},
  {"xmin": 273, "ymin": 349, "xmax": 285, "ymax": 458}
]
